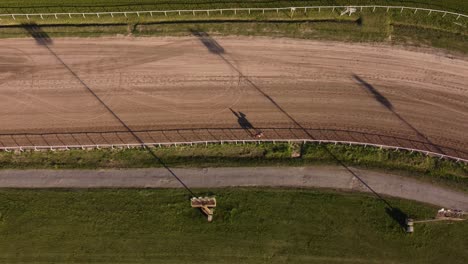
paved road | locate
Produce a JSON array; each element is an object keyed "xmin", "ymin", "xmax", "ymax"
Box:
[{"xmin": 0, "ymin": 166, "xmax": 466, "ymax": 210}]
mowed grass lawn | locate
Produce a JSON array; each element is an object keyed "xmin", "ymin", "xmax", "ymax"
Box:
[{"xmin": 0, "ymin": 188, "xmax": 467, "ymax": 263}]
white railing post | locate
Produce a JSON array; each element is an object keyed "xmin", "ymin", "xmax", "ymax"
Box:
[{"xmin": 0, "ymin": 6, "xmax": 466, "ymax": 24}]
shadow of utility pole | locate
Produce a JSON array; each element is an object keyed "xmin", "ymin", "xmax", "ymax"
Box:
[
  {"xmin": 22, "ymin": 23, "xmax": 196, "ymax": 198},
  {"xmin": 191, "ymin": 29, "xmax": 409, "ymax": 230},
  {"xmin": 353, "ymin": 74, "xmax": 446, "ymax": 155}
]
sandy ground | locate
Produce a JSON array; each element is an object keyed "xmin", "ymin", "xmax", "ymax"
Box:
[
  {"xmin": 0, "ymin": 166, "xmax": 466, "ymax": 210},
  {"xmin": 0, "ymin": 36, "xmax": 467, "ymax": 158}
]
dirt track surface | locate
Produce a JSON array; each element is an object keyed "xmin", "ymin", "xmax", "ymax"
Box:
[
  {"xmin": 0, "ymin": 36, "xmax": 467, "ymax": 158},
  {"xmin": 0, "ymin": 166, "xmax": 466, "ymax": 210}
]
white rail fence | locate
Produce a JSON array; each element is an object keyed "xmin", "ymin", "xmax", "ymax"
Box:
[
  {"xmin": 0, "ymin": 139, "xmax": 466, "ymax": 163},
  {"xmin": 0, "ymin": 5, "xmax": 466, "ymax": 21}
]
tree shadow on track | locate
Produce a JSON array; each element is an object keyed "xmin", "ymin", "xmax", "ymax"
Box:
[
  {"xmin": 191, "ymin": 29, "xmax": 409, "ymax": 228},
  {"xmin": 189, "ymin": 29, "xmax": 225, "ymax": 54},
  {"xmin": 22, "ymin": 23, "xmax": 53, "ymax": 46},
  {"xmin": 353, "ymin": 74, "xmax": 446, "ymax": 155},
  {"xmin": 21, "ymin": 23, "xmax": 196, "ymax": 198}
]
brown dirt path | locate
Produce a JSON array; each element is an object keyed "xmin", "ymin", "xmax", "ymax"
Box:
[{"xmin": 0, "ymin": 36, "xmax": 467, "ymax": 158}]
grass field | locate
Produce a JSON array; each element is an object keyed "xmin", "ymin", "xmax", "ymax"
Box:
[
  {"xmin": 0, "ymin": 5, "xmax": 465, "ymax": 53},
  {"xmin": 1, "ymin": 143, "xmax": 467, "ymax": 192},
  {"xmin": 0, "ymin": 0, "xmax": 466, "ymax": 13},
  {"xmin": 0, "ymin": 188, "xmax": 466, "ymax": 263}
]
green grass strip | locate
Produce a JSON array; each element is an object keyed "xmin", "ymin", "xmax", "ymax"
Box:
[
  {"xmin": 0, "ymin": 8, "xmax": 465, "ymax": 53},
  {"xmin": 1, "ymin": 142, "xmax": 467, "ymax": 192},
  {"xmin": 0, "ymin": 188, "xmax": 467, "ymax": 263},
  {"xmin": 0, "ymin": 0, "xmax": 466, "ymax": 13}
]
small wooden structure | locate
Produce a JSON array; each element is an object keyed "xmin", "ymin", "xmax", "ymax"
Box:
[{"xmin": 191, "ymin": 197, "xmax": 217, "ymax": 222}]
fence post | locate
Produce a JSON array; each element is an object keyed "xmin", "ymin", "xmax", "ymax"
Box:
[
  {"xmin": 124, "ymin": 12, "xmax": 127, "ymax": 17},
  {"xmin": 414, "ymin": 9, "xmax": 418, "ymax": 14},
  {"xmin": 41, "ymin": 14, "xmax": 44, "ymax": 19},
  {"xmin": 137, "ymin": 12, "xmax": 140, "ymax": 17},
  {"xmin": 400, "ymin": 7, "xmax": 404, "ymax": 13},
  {"xmin": 82, "ymin": 13, "xmax": 85, "ymax": 18},
  {"xmin": 457, "ymin": 14, "xmax": 461, "ymax": 20},
  {"xmin": 69, "ymin": 13, "xmax": 72, "ymax": 18},
  {"xmin": 372, "ymin": 6, "xmax": 376, "ymax": 12},
  {"xmin": 443, "ymin": 12, "xmax": 447, "ymax": 17},
  {"xmin": 387, "ymin": 7, "xmax": 389, "ymax": 12}
]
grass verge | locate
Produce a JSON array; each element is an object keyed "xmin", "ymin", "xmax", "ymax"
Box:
[
  {"xmin": 0, "ymin": 0, "xmax": 466, "ymax": 14},
  {"xmin": 1, "ymin": 142, "xmax": 467, "ymax": 192},
  {"xmin": 0, "ymin": 8, "xmax": 465, "ymax": 53},
  {"xmin": 0, "ymin": 188, "xmax": 467, "ymax": 263}
]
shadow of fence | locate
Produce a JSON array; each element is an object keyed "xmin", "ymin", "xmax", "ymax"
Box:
[{"xmin": 0, "ymin": 127, "xmax": 466, "ymax": 160}]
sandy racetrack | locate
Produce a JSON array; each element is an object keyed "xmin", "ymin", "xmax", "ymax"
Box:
[{"xmin": 0, "ymin": 36, "xmax": 467, "ymax": 159}]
